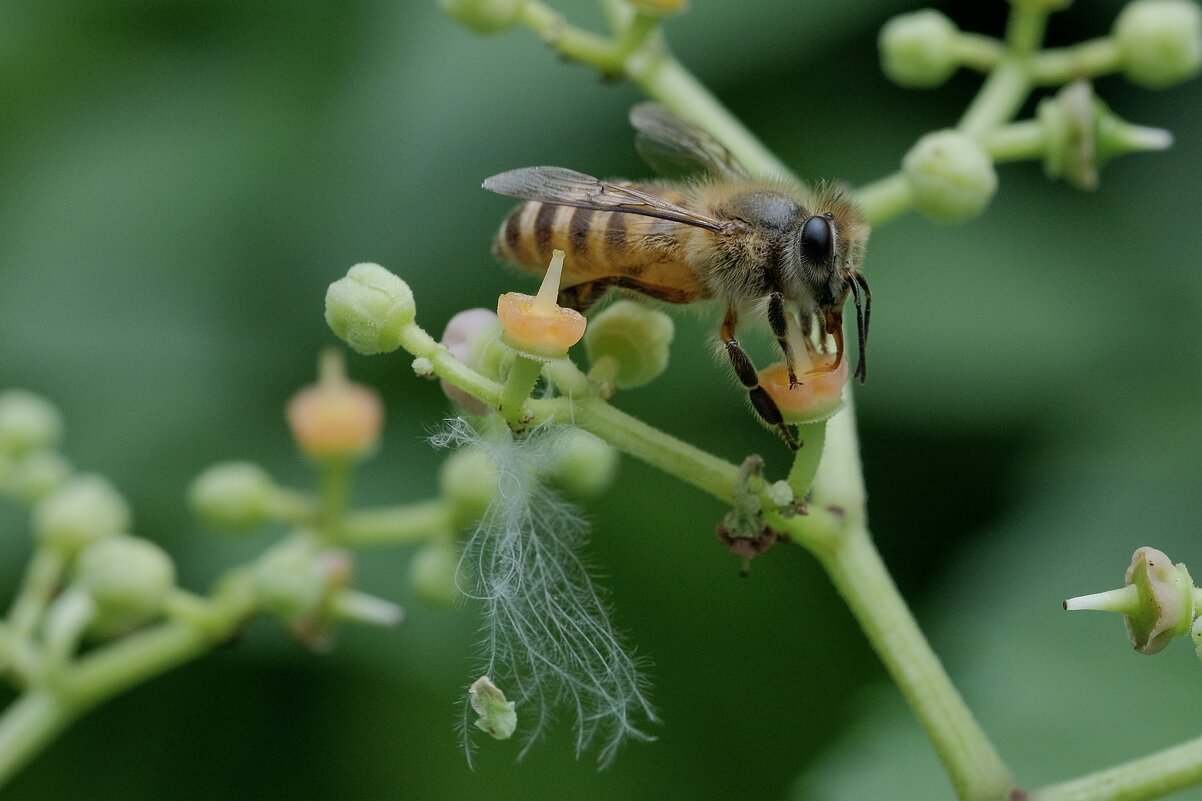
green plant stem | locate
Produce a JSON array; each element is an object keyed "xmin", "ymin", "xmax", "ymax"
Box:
[
  {"xmin": 959, "ymin": 60, "xmax": 1032, "ymax": 138},
  {"xmin": 783, "ymin": 516, "xmax": 1015, "ymax": 801},
  {"xmin": 1029, "ymin": 733, "xmax": 1202, "ymax": 801},
  {"xmin": 983, "ymin": 119, "xmax": 1045, "ymax": 163},
  {"xmin": 785, "ymin": 421, "xmax": 827, "ymax": 499},
  {"xmin": 855, "ymin": 171, "xmax": 913, "ymax": 227},
  {"xmin": 498, "ymin": 355, "xmax": 545, "ymax": 429},
  {"xmin": 339, "ymin": 500, "xmax": 453, "ymax": 546},
  {"xmin": 0, "ymin": 691, "xmax": 74, "ymax": 789},
  {"xmin": 399, "ymin": 322, "xmax": 503, "ymax": 408},
  {"xmin": 1030, "ymin": 38, "xmax": 1122, "ymax": 84},
  {"xmin": 955, "ymin": 33, "xmax": 1005, "ymax": 72},
  {"xmin": 534, "ymin": 396, "xmax": 740, "ymax": 505},
  {"xmin": 318, "ymin": 458, "xmax": 351, "ymax": 537},
  {"xmin": 7, "ymin": 548, "xmax": 64, "ymax": 646}
]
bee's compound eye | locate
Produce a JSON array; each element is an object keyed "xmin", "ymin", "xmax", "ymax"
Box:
[{"xmin": 800, "ymin": 215, "xmax": 833, "ymax": 267}]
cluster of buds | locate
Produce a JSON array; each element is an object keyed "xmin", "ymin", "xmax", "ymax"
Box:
[{"xmin": 0, "ymin": 390, "xmax": 72, "ymax": 503}]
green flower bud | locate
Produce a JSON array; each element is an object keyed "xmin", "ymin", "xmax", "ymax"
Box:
[
  {"xmin": 1064, "ymin": 546, "xmax": 1195, "ymax": 654},
  {"xmin": 5, "ymin": 450, "xmax": 72, "ymax": 503},
  {"xmin": 439, "ymin": 446, "xmax": 498, "ymax": 526},
  {"xmin": 33, "ymin": 474, "xmax": 130, "ymax": 555},
  {"xmin": 1037, "ymin": 81, "xmax": 1173, "ymax": 190},
  {"xmin": 547, "ymin": 428, "xmax": 619, "ymax": 499},
  {"xmin": 0, "ymin": 390, "xmax": 63, "ymax": 456},
  {"xmin": 1114, "ymin": 0, "xmax": 1202, "ymax": 88},
  {"xmin": 583, "ymin": 300, "xmax": 674, "ymax": 390},
  {"xmin": 1192, "ymin": 616, "xmax": 1202, "ymax": 663},
  {"xmin": 440, "ymin": 0, "xmax": 525, "ymax": 34},
  {"xmin": 189, "ymin": 462, "xmax": 276, "ymax": 529},
  {"xmin": 76, "ymin": 536, "xmax": 176, "ymax": 637},
  {"xmin": 468, "ymin": 675, "xmax": 517, "ymax": 740},
  {"xmin": 902, "ymin": 130, "xmax": 997, "ymax": 222},
  {"xmin": 879, "ymin": 10, "xmax": 961, "ymax": 88},
  {"xmin": 325, "ymin": 263, "xmax": 415, "ymax": 355},
  {"xmin": 409, "ymin": 538, "xmax": 462, "ymax": 607},
  {"xmin": 253, "ymin": 541, "xmax": 328, "ymax": 622}
]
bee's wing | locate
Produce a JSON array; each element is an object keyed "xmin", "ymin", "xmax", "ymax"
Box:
[
  {"xmin": 483, "ymin": 166, "xmax": 726, "ymax": 232},
  {"xmin": 630, "ymin": 102, "xmax": 750, "ymax": 180}
]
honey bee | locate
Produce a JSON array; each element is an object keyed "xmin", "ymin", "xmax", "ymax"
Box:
[{"xmin": 483, "ymin": 103, "xmax": 870, "ymax": 449}]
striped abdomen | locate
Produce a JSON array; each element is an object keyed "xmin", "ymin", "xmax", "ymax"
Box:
[{"xmin": 491, "ymin": 183, "xmax": 710, "ymax": 308}]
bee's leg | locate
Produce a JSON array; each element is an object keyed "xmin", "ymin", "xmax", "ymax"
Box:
[
  {"xmin": 767, "ymin": 291, "xmax": 800, "ymax": 387},
  {"xmin": 721, "ymin": 307, "xmax": 799, "ymax": 451},
  {"xmin": 558, "ymin": 281, "xmax": 607, "ymax": 312}
]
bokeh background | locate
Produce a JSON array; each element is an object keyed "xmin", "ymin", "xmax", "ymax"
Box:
[{"xmin": 2, "ymin": 0, "xmax": 1202, "ymax": 799}]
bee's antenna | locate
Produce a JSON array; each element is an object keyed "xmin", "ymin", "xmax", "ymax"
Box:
[{"xmin": 849, "ymin": 273, "xmax": 871, "ymax": 382}]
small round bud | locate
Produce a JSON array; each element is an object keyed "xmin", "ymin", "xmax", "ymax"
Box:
[
  {"xmin": 439, "ymin": 446, "xmax": 498, "ymax": 526},
  {"xmin": 0, "ymin": 390, "xmax": 63, "ymax": 456},
  {"xmin": 902, "ymin": 130, "xmax": 997, "ymax": 223},
  {"xmin": 287, "ymin": 349, "xmax": 384, "ymax": 460},
  {"xmin": 33, "ymin": 474, "xmax": 130, "ymax": 555},
  {"xmin": 440, "ymin": 308, "xmax": 503, "ymax": 414},
  {"xmin": 76, "ymin": 536, "xmax": 176, "ymax": 636},
  {"xmin": 253, "ymin": 541, "xmax": 327, "ymax": 621},
  {"xmin": 1114, "ymin": 0, "xmax": 1202, "ymax": 88},
  {"xmin": 1123, "ymin": 546, "xmax": 1193, "ymax": 654},
  {"xmin": 468, "ymin": 675, "xmax": 517, "ymax": 740},
  {"xmin": 439, "ymin": 0, "xmax": 525, "ymax": 34},
  {"xmin": 629, "ymin": 0, "xmax": 688, "ymax": 16},
  {"xmin": 409, "ymin": 539, "xmax": 461, "ymax": 607},
  {"xmin": 325, "ymin": 262, "xmax": 415, "ymax": 355},
  {"xmin": 547, "ymin": 428, "xmax": 619, "ymax": 499},
  {"xmin": 189, "ymin": 461, "xmax": 276, "ymax": 529},
  {"xmin": 757, "ymin": 358, "xmax": 847, "ymax": 425},
  {"xmin": 583, "ymin": 300, "xmax": 674, "ymax": 390},
  {"xmin": 497, "ymin": 250, "xmax": 587, "ymax": 360},
  {"xmin": 879, "ymin": 10, "xmax": 961, "ymax": 88},
  {"xmin": 5, "ymin": 450, "xmax": 72, "ymax": 503}
]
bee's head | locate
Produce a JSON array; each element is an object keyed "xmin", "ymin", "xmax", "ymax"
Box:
[{"xmin": 787, "ymin": 189, "xmax": 871, "ymax": 381}]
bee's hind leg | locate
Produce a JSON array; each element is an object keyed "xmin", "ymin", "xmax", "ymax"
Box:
[{"xmin": 721, "ymin": 307, "xmax": 799, "ymax": 451}]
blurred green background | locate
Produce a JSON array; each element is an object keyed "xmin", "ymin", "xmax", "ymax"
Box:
[{"xmin": 2, "ymin": 0, "xmax": 1202, "ymax": 799}]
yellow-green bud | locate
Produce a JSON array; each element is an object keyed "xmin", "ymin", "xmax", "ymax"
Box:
[
  {"xmin": 440, "ymin": 0, "xmax": 525, "ymax": 34},
  {"xmin": 439, "ymin": 446, "xmax": 498, "ymax": 526},
  {"xmin": 33, "ymin": 474, "xmax": 130, "ymax": 555},
  {"xmin": 76, "ymin": 536, "xmax": 176, "ymax": 637},
  {"xmin": 0, "ymin": 390, "xmax": 62, "ymax": 456},
  {"xmin": 879, "ymin": 10, "xmax": 961, "ymax": 88},
  {"xmin": 1114, "ymin": 0, "xmax": 1202, "ymax": 88},
  {"xmin": 325, "ymin": 263, "xmax": 415, "ymax": 355},
  {"xmin": 547, "ymin": 428, "xmax": 619, "ymax": 499},
  {"xmin": 583, "ymin": 300, "xmax": 674, "ymax": 390},
  {"xmin": 189, "ymin": 461, "xmax": 277, "ymax": 529},
  {"xmin": 5, "ymin": 450, "xmax": 72, "ymax": 503},
  {"xmin": 903, "ymin": 130, "xmax": 997, "ymax": 222},
  {"xmin": 409, "ymin": 539, "xmax": 461, "ymax": 607},
  {"xmin": 468, "ymin": 675, "xmax": 517, "ymax": 740}
]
